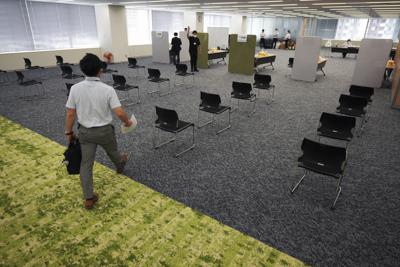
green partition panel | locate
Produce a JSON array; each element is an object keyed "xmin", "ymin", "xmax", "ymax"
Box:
[
  {"xmin": 228, "ymin": 34, "xmax": 256, "ymax": 75},
  {"xmin": 197, "ymin": 32, "xmax": 209, "ymax": 69}
]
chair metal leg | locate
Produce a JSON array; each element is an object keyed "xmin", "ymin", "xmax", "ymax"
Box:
[
  {"xmin": 217, "ymin": 109, "xmax": 231, "ymax": 134},
  {"xmin": 331, "ymin": 175, "xmax": 343, "ymax": 210},
  {"xmin": 197, "ymin": 110, "xmax": 213, "ymax": 128},
  {"xmin": 153, "ymin": 128, "xmax": 176, "ymax": 149},
  {"xmin": 148, "ymin": 81, "xmax": 160, "ymax": 95},
  {"xmin": 230, "ymin": 97, "xmax": 238, "ymax": 113},
  {"xmin": 174, "ymin": 125, "xmax": 195, "ymax": 158},
  {"xmin": 271, "ymin": 62, "xmax": 275, "ymax": 70},
  {"xmin": 357, "ymin": 115, "xmax": 366, "ymax": 137},
  {"xmin": 291, "ymin": 171, "xmax": 307, "ymax": 193},
  {"xmin": 248, "ymin": 98, "xmax": 256, "ymax": 117}
]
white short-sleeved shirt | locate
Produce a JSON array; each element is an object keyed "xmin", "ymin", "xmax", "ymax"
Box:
[
  {"xmin": 66, "ymin": 77, "xmax": 121, "ymax": 128},
  {"xmin": 260, "ymin": 32, "xmax": 266, "ymax": 38},
  {"xmin": 285, "ymin": 33, "xmax": 291, "ymax": 40}
]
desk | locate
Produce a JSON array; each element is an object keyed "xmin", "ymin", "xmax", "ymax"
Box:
[
  {"xmin": 254, "ymin": 54, "xmax": 276, "ymax": 71},
  {"xmin": 331, "ymin": 46, "xmax": 359, "ymax": 58},
  {"xmin": 208, "ymin": 50, "xmax": 228, "ymax": 65}
]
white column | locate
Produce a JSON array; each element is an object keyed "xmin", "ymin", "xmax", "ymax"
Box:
[{"xmin": 95, "ymin": 5, "xmax": 129, "ymax": 62}]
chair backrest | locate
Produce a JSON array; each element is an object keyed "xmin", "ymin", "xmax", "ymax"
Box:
[
  {"xmin": 288, "ymin": 57, "xmax": 294, "ymax": 66},
  {"xmin": 338, "ymin": 94, "xmax": 368, "ymax": 110},
  {"xmin": 23, "ymin": 58, "xmax": 32, "ymax": 68},
  {"xmin": 319, "ymin": 112, "xmax": 356, "ymax": 131},
  {"xmin": 16, "ymin": 71, "xmax": 24, "ymax": 83},
  {"xmin": 56, "ymin": 55, "xmax": 63, "ymax": 65},
  {"xmin": 101, "ymin": 61, "xmax": 108, "ymax": 71},
  {"xmin": 66, "ymin": 83, "xmax": 74, "ymax": 96},
  {"xmin": 155, "ymin": 106, "xmax": 179, "ymax": 125},
  {"xmin": 300, "ymin": 138, "xmax": 347, "ymax": 167},
  {"xmin": 148, "ymin": 68, "xmax": 161, "ymax": 79},
  {"xmin": 254, "ymin": 74, "xmax": 271, "ymax": 85},
  {"xmin": 128, "ymin": 57, "xmax": 137, "ymax": 66},
  {"xmin": 113, "ymin": 74, "xmax": 126, "ymax": 86},
  {"xmin": 60, "ymin": 65, "xmax": 73, "ymax": 75},
  {"xmin": 232, "ymin": 81, "xmax": 252, "ymax": 97},
  {"xmin": 349, "ymin": 85, "xmax": 374, "ymax": 99},
  {"xmin": 176, "ymin": 64, "xmax": 188, "ymax": 74},
  {"xmin": 200, "ymin": 91, "xmax": 221, "ymax": 108}
]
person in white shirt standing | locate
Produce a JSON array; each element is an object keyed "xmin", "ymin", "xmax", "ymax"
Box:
[
  {"xmin": 285, "ymin": 30, "xmax": 291, "ymax": 49},
  {"xmin": 272, "ymin": 28, "xmax": 279, "ymax": 49},
  {"xmin": 65, "ymin": 53, "xmax": 133, "ymax": 210},
  {"xmin": 260, "ymin": 29, "xmax": 266, "ymax": 49}
]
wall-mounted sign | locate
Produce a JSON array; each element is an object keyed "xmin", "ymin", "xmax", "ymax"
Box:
[
  {"xmin": 237, "ymin": 35, "xmax": 247, "ymax": 43},
  {"xmin": 156, "ymin": 32, "xmax": 163, "ymax": 38}
]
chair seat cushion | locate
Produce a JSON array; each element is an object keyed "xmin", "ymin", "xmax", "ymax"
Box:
[
  {"xmin": 336, "ymin": 107, "xmax": 365, "ymax": 117},
  {"xmin": 253, "ymin": 83, "xmax": 271, "ymax": 90},
  {"xmin": 176, "ymin": 72, "xmax": 194, "ymax": 76},
  {"xmin": 149, "ymin": 77, "xmax": 169, "ymax": 83},
  {"xmin": 298, "ymin": 159, "xmax": 343, "ymax": 178},
  {"xmin": 129, "ymin": 65, "xmax": 145, "ymax": 69},
  {"xmin": 231, "ymin": 92, "xmax": 256, "ymax": 100},
  {"xmin": 114, "ymin": 84, "xmax": 138, "ymax": 91},
  {"xmin": 200, "ymin": 105, "xmax": 230, "ymax": 114},
  {"xmin": 21, "ymin": 80, "xmax": 41, "ymax": 86},
  {"xmin": 317, "ymin": 128, "xmax": 353, "ymax": 141},
  {"xmin": 156, "ymin": 120, "xmax": 193, "ymax": 133}
]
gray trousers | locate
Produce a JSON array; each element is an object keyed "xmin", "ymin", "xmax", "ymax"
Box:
[{"xmin": 78, "ymin": 124, "xmax": 121, "ymax": 199}]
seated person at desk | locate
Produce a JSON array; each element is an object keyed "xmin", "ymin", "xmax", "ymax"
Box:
[
  {"xmin": 170, "ymin": 32, "xmax": 182, "ymax": 65},
  {"xmin": 341, "ymin": 39, "xmax": 352, "ymax": 58}
]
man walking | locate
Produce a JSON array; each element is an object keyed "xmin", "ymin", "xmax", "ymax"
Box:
[
  {"xmin": 272, "ymin": 28, "xmax": 279, "ymax": 49},
  {"xmin": 171, "ymin": 32, "xmax": 182, "ymax": 65},
  {"xmin": 65, "ymin": 53, "xmax": 133, "ymax": 210},
  {"xmin": 260, "ymin": 29, "xmax": 266, "ymax": 49}
]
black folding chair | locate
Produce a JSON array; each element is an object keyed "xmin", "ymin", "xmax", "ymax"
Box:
[
  {"xmin": 60, "ymin": 65, "xmax": 84, "ymax": 80},
  {"xmin": 101, "ymin": 61, "xmax": 118, "ymax": 74},
  {"xmin": 23, "ymin": 58, "xmax": 43, "ymax": 70},
  {"xmin": 317, "ymin": 112, "xmax": 356, "ymax": 147},
  {"xmin": 288, "ymin": 57, "xmax": 294, "ymax": 68},
  {"xmin": 230, "ymin": 81, "xmax": 256, "ymax": 117},
  {"xmin": 66, "ymin": 83, "xmax": 74, "ymax": 97},
  {"xmin": 112, "ymin": 74, "xmax": 140, "ymax": 106},
  {"xmin": 175, "ymin": 64, "xmax": 194, "ymax": 87},
  {"xmin": 253, "ymin": 74, "xmax": 275, "ymax": 104},
  {"xmin": 128, "ymin": 57, "xmax": 146, "ymax": 76},
  {"xmin": 349, "ymin": 85, "xmax": 374, "ymax": 104},
  {"xmin": 147, "ymin": 68, "xmax": 171, "ymax": 96},
  {"xmin": 336, "ymin": 94, "xmax": 368, "ymax": 137},
  {"xmin": 16, "ymin": 71, "xmax": 45, "ymax": 99},
  {"xmin": 153, "ymin": 106, "xmax": 195, "ymax": 157},
  {"xmin": 198, "ymin": 91, "xmax": 231, "ymax": 134},
  {"xmin": 56, "ymin": 55, "xmax": 73, "ymax": 66},
  {"xmin": 291, "ymin": 138, "xmax": 347, "ymax": 210}
]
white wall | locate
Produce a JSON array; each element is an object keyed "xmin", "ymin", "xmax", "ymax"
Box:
[
  {"xmin": 128, "ymin": 45, "xmax": 152, "ymax": 58},
  {"xmin": 184, "ymin": 11, "xmax": 196, "ymax": 30},
  {"xmin": 0, "ymin": 48, "xmax": 101, "ymax": 71},
  {"xmin": 230, "ymin": 15, "xmax": 243, "ymax": 34}
]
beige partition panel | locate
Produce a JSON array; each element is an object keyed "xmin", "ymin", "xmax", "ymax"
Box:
[
  {"xmin": 291, "ymin": 37, "xmax": 321, "ymax": 82},
  {"xmin": 391, "ymin": 42, "xmax": 400, "ymax": 109},
  {"xmin": 179, "ymin": 31, "xmax": 190, "ymax": 62},
  {"xmin": 351, "ymin": 38, "xmax": 393, "ymax": 88},
  {"xmin": 152, "ymin": 31, "xmax": 170, "ymax": 64}
]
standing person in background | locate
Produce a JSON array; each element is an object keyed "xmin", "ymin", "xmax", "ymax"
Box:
[
  {"xmin": 171, "ymin": 32, "xmax": 182, "ymax": 65},
  {"xmin": 260, "ymin": 29, "xmax": 266, "ymax": 49},
  {"xmin": 187, "ymin": 26, "xmax": 200, "ymax": 72},
  {"xmin": 285, "ymin": 30, "xmax": 291, "ymax": 49},
  {"xmin": 341, "ymin": 39, "xmax": 352, "ymax": 58},
  {"xmin": 65, "ymin": 53, "xmax": 133, "ymax": 210},
  {"xmin": 272, "ymin": 28, "xmax": 279, "ymax": 49}
]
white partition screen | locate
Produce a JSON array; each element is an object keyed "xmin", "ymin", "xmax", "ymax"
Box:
[
  {"xmin": 352, "ymin": 38, "xmax": 393, "ymax": 88},
  {"xmin": 208, "ymin": 27, "xmax": 229, "ymax": 49},
  {"xmin": 291, "ymin": 37, "xmax": 322, "ymax": 82},
  {"xmin": 151, "ymin": 31, "xmax": 170, "ymax": 64},
  {"xmin": 179, "ymin": 31, "xmax": 190, "ymax": 62}
]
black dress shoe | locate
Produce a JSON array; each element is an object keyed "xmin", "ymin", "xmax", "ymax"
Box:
[{"xmin": 194, "ymin": 69, "xmax": 199, "ymax": 72}]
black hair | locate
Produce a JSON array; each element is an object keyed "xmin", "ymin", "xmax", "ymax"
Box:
[
  {"xmin": 288, "ymin": 30, "xmax": 291, "ymax": 33},
  {"xmin": 262, "ymin": 29, "xmax": 265, "ymax": 31},
  {"xmin": 174, "ymin": 32, "xmax": 178, "ymax": 36},
  {"xmin": 192, "ymin": 30, "xmax": 197, "ymax": 34},
  {"xmin": 347, "ymin": 39, "xmax": 351, "ymax": 42},
  {"xmin": 79, "ymin": 53, "xmax": 102, "ymax": 77}
]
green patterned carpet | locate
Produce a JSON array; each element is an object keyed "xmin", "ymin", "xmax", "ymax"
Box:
[{"xmin": 0, "ymin": 116, "xmax": 307, "ymax": 267}]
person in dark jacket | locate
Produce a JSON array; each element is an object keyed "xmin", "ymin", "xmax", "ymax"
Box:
[
  {"xmin": 170, "ymin": 32, "xmax": 182, "ymax": 65},
  {"xmin": 187, "ymin": 26, "xmax": 200, "ymax": 72}
]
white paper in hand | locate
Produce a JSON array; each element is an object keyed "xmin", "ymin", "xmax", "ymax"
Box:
[{"xmin": 121, "ymin": 114, "xmax": 137, "ymax": 134}]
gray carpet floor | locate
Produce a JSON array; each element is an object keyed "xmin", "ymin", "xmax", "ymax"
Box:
[{"xmin": 1, "ymin": 49, "xmax": 399, "ymax": 267}]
